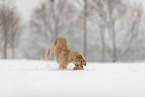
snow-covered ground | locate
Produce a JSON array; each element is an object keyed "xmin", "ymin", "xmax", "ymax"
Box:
[{"xmin": 0, "ymin": 60, "xmax": 145, "ymax": 97}]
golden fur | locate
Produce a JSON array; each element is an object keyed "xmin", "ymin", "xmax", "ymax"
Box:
[{"xmin": 45, "ymin": 37, "xmax": 87, "ymax": 70}]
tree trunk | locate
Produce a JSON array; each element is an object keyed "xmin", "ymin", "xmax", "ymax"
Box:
[
  {"xmin": 100, "ymin": 25, "xmax": 105, "ymax": 62},
  {"xmin": 3, "ymin": 7, "xmax": 7, "ymax": 59},
  {"xmin": 12, "ymin": 34, "xmax": 15, "ymax": 59},
  {"xmin": 111, "ymin": 20, "xmax": 117, "ymax": 62},
  {"xmin": 4, "ymin": 29, "xmax": 7, "ymax": 59},
  {"xmin": 108, "ymin": 0, "xmax": 117, "ymax": 62},
  {"xmin": 83, "ymin": 0, "xmax": 87, "ymax": 60}
]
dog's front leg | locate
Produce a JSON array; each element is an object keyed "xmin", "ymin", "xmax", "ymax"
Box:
[
  {"xmin": 63, "ymin": 65, "xmax": 67, "ymax": 69},
  {"xmin": 59, "ymin": 65, "xmax": 63, "ymax": 70},
  {"xmin": 59, "ymin": 65, "xmax": 67, "ymax": 70}
]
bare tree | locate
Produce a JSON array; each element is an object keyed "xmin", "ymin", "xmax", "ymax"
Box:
[
  {"xmin": 106, "ymin": 0, "xmax": 121, "ymax": 62},
  {"xmin": 29, "ymin": 0, "xmax": 76, "ymax": 59},
  {"xmin": 89, "ymin": 0, "xmax": 107, "ymax": 62},
  {"xmin": 0, "ymin": 0, "xmax": 21, "ymax": 59},
  {"xmin": 10, "ymin": 13, "xmax": 21, "ymax": 59},
  {"xmin": 87, "ymin": 0, "xmax": 144, "ymax": 62},
  {"xmin": 106, "ymin": 0, "xmax": 143, "ymax": 62},
  {"xmin": 83, "ymin": 0, "xmax": 88, "ymax": 60},
  {"xmin": 115, "ymin": 3, "xmax": 143, "ymax": 61},
  {"xmin": 1, "ymin": 0, "xmax": 7, "ymax": 59}
]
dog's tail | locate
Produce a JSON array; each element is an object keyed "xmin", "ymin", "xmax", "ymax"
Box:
[
  {"xmin": 45, "ymin": 48, "xmax": 51, "ymax": 60},
  {"xmin": 45, "ymin": 39, "xmax": 57, "ymax": 60}
]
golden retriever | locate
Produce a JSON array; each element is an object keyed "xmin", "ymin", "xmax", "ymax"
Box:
[{"xmin": 45, "ymin": 37, "xmax": 87, "ymax": 70}]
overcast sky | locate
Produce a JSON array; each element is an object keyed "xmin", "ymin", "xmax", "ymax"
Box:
[
  {"xmin": 14, "ymin": 0, "xmax": 145, "ymax": 23},
  {"xmin": 14, "ymin": 0, "xmax": 44, "ymax": 23}
]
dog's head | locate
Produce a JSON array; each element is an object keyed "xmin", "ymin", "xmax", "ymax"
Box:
[{"xmin": 74, "ymin": 52, "xmax": 87, "ymax": 68}]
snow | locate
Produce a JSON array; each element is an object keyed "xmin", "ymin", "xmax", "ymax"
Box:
[{"xmin": 0, "ymin": 60, "xmax": 145, "ymax": 97}]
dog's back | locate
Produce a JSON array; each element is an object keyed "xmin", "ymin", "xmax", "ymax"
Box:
[{"xmin": 45, "ymin": 37, "xmax": 68, "ymax": 60}]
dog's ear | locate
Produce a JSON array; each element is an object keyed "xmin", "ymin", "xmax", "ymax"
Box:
[
  {"xmin": 81, "ymin": 59, "xmax": 86, "ymax": 66},
  {"xmin": 81, "ymin": 58, "xmax": 87, "ymax": 66},
  {"xmin": 83, "ymin": 60, "xmax": 86, "ymax": 66},
  {"xmin": 84, "ymin": 63, "xmax": 86, "ymax": 66}
]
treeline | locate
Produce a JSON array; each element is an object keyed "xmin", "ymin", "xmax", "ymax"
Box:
[
  {"xmin": 0, "ymin": 0, "xmax": 145, "ymax": 62},
  {"xmin": 0, "ymin": 0, "xmax": 21, "ymax": 59}
]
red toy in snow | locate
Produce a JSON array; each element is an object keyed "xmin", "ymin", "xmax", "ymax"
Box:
[{"xmin": 73, "ymin": 65, "xmax": 83, "ymax": 70}]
